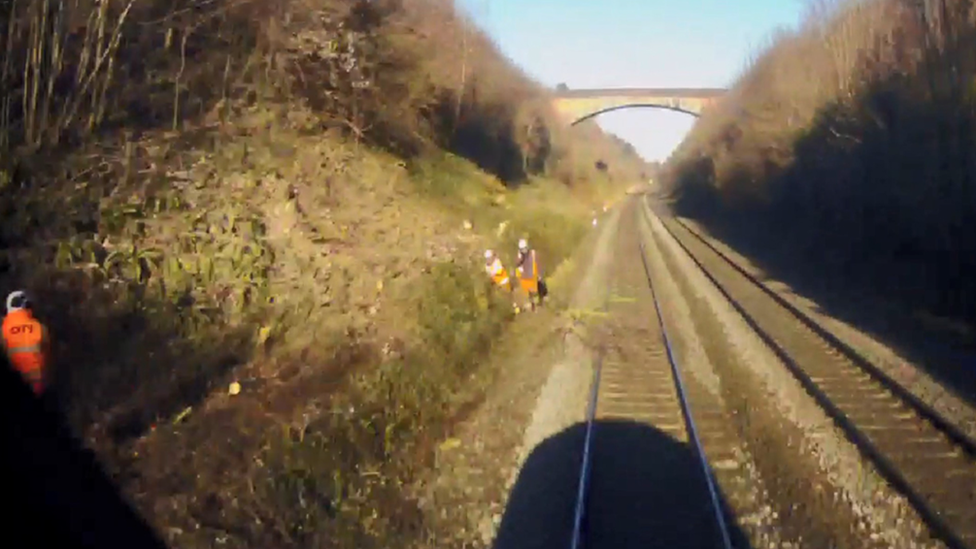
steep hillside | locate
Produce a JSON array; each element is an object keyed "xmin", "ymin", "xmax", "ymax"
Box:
[
  {"xmin": 0, "ymin": 0, "xmax": 647, "ymax": 546},
  {"xmin": 666, "ymin": 0, "xmax": 976, "ymax": 330}
]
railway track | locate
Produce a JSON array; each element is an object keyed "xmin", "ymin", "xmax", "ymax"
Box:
[
  {"xmin": 570, "ymin": 201, "xmax": 735, "ymax": 549},
  {"xmin": 645, "ymin": 197, "xmax": 976, "ymax": 549}
]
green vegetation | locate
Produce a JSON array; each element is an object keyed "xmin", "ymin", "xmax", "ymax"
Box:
[
  {"xmin": 0, "ymin": 0, "xmax": 646, "ymax": 546},
  {"xmin": 666, "ymin": 0, "xmax": 976, "ymax": 328}
]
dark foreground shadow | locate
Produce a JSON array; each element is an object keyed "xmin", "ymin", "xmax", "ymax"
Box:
[
  {"xmin": 0, "ymin": 362, "xmax": 167, "ymax": 549},
  {"xmin": 493, "ymin": 419, "xmax": 751, "ymax": 549}
]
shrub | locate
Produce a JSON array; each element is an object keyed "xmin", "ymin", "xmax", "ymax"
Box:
[{"xmin": 666, "ymin": 0, "xmax": 976, "ymax": 323}]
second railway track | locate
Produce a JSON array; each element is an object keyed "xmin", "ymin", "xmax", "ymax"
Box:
[{"xmin": 646, "ymin": 196, "xmax": 976, "ymax": 549}]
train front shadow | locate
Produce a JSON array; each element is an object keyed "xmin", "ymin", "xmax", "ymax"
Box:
[{"xmin": 493, "ymin": 419, "xmax": 751, "ymax": 549}]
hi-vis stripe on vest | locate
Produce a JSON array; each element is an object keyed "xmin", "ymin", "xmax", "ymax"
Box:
[{"xmin": 7, "ymin": 344, "xmax": 41, "ymax": 353}]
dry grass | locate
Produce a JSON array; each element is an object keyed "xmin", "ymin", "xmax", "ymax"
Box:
[
  {"xmin": 666, "ymin": 0, "xmax": 976, "ymax": 325},
  {"xmin": 0, "ymin": 0, "xmax": 647, "ymax": 546}
]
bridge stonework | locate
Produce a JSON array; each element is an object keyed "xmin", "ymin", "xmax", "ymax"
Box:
[{"xmin": 551, "ymin": 88, "xmax": 725, "ymax": 125}]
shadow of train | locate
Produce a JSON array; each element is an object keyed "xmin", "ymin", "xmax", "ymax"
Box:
[
  {"xmin": 2, "ymin": 365, "xmax": 756, "ymax": 549},
  {"xmin": 493, "ymin": 419, "xmax": 751, "ymax": 549}
]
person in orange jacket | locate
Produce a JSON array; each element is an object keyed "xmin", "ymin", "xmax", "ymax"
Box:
[
  {"xmin": 516, "ymin": 238, "xmax": 545, "ymax": 311},
  {"xmin": 2, "ymin": 290, "xmax": 51, "ymax": 396},
  {"xmin": 484, "ymin": 249, "xmax": 511, "ymax": 291},
  {"xmin": 486, "ymin": 249, "xmax": 524, "ymax": 313}
]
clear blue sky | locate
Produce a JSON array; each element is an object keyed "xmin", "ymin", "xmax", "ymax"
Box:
[{"xmin": 458, "ymin": 0, "xmax": 806, "ymax": 161}]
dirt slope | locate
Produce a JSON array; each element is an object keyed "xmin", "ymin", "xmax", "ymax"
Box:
[{"xmin": 0, "ymin": 1, "xmax": 649, "ymax": 547}]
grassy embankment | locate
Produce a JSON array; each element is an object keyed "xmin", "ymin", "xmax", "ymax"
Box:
[
  {"xmin": 0, "ymin": 0, "xmax": 647, "ymax": 546},
  {"xmin": 666, "ymin": 0, "xmax": 976, "ymax": 334}
]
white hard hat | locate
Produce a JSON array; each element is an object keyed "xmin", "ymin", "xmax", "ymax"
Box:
[
  {"xmin": 6, "ymin": 290, "xmax": 30, "ymax": 313},
  {"xmin": 484, "ymin": 249, "xmax": 493, "ymax": 259},
  {"xmin": 518, "ymin": 238, "xmax": 528, "ymax": 250}
]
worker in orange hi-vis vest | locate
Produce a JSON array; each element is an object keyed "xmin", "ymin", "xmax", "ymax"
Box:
[
  {"xmin": 515, "ymin": 238, "xmax": 544, "ymax": 311},
  {"xmin": 484, "ymin": 249, "xmax": 511, "ymax": 290},
  {"xmin": 485, "ymin": 249, "xmax": 521, "ymax": 314},
  {"xmin": 2, "ymin": 291, "xmax": 51, "ymax": 396}
]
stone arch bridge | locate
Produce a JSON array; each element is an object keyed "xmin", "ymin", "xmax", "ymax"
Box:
[{"xmin": 552, "ymin": 87, "xmax": 725, "ymax": 125}]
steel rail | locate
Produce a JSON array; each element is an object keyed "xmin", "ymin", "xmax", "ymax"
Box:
[{"xmin": 637, "ymin": 220, "xmax": 735, "ymax": 549}]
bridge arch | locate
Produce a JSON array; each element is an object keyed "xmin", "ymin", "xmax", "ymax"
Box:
[{"xmin": 569, "ymin": 103, "xmax": 701, "ymax": 126}]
